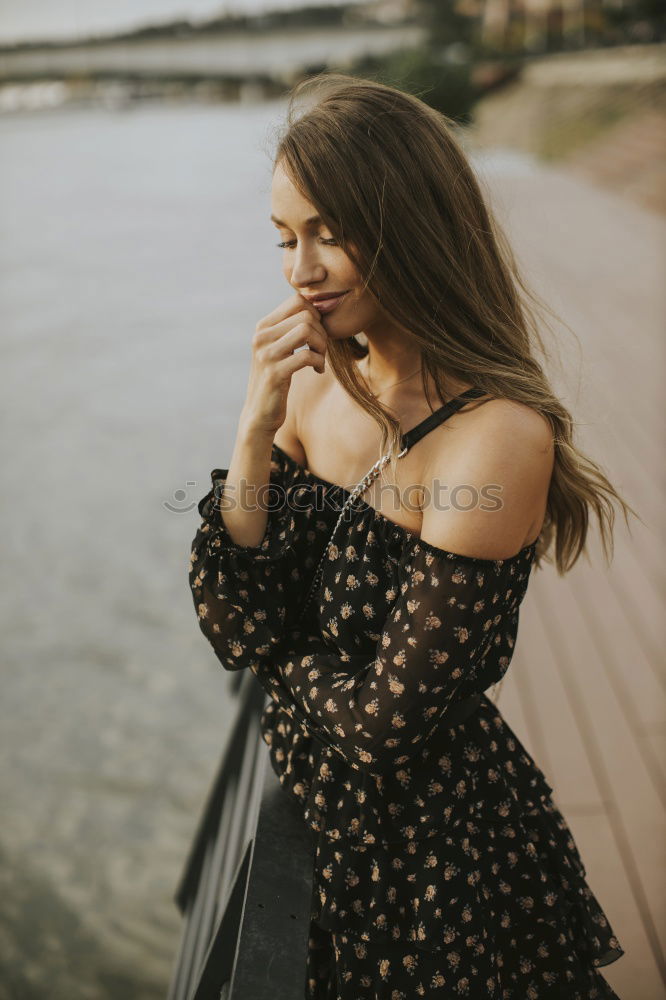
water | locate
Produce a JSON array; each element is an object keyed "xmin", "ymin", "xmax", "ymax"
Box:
[
  {"xmin": 0, "ymin": 98, "xmax": 297, "ymax": 999},
  {"xmin": 0, "ymin": 99, "xmax": 535, "ymax": 998}
]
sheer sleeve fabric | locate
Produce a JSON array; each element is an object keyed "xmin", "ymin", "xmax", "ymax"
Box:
[
  {"xmin": 188, "ymin": 446, "xmax": 317, "ymax": 671},
  {"xmin": 254, "ymin": 542, "xmax": 534, "ymax": 778}
]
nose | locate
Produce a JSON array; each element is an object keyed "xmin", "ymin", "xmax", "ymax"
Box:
[{"xmin": 289, "ymin": 243, "xmax": 326, "ymax": 288}]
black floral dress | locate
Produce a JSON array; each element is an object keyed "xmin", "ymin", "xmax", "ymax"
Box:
[{"xmin": 188, "ymin": 391, "xmax": 625, "ymax": 999}]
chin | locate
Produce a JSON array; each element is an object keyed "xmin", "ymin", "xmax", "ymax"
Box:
[
  {"xmin": 321, "ymin": 312, "xmax": 367, "ymax": 339},
  {"xmin": 325, "ymin": 322, "xmax": 364, "ymax": 341}
]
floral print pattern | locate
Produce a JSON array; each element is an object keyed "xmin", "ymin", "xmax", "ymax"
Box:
[{"xmin": 189, "ymin": 440, "xmax": 625, "ymax": 998}]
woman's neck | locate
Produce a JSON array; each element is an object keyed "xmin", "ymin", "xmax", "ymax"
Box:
[
  {"xmin": 357, "ymin": 343, "xmax": 421, "ymax": 391},
  {"xmin": 357, "ymin": 350, "xmax": 472, "ymax": 405}
]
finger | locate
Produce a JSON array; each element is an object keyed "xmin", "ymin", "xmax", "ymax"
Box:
[
  {"xmin": 258, "ymin": 292, "xmax": 320, "ymax": 330},
  {"xmin": 281, "ymin": 323, "xmax": 327, "ymax": 360},
  {"xmin": 280, "ymin": 347, "xmax": 325, "ymax": 379},
  {"xmin": 294, "ymin": 291, "xmax": 322, "ymax": 319},
  {"xmin": 268, "ymin": 309, "xmax": 329, "ymax": 346}
]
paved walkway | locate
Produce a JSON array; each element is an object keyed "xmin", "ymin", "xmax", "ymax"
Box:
[
  {"xmin": 481, "ymin": 160, "xmax": 666, "ymax": 999},
  {"xmin": 566, "ymin": 108, "xmax": 666, "ymax": 215}
]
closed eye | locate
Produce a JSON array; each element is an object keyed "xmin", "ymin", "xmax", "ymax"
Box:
[{"xmin": 276, "ymin": 238, "xmax": 339, "ymax": 249}]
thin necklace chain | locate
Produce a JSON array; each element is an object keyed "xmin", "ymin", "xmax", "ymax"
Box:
[
  {"xmin": 298, "ymin": 357, "xmax": 421, "ymax": 622},
  {"xmin": 364, "ymin": 357, "xmax": 422, "ymax": 397},
  {"xmin": 296, "ymin": 442, "xmax": 409, "ymax": 626}
]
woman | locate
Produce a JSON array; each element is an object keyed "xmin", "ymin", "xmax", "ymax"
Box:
[{"xmin": 189, "ymin": 74, "xmax": 635, "ymax": 998}]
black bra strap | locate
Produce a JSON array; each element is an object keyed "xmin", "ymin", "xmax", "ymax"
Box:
[{"xmin": 400, "ymin": 387, "xmax": 488, "ymax": 452}]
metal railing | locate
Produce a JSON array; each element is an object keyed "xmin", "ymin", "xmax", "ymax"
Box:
[{"xmin": 166, "ymin": 671, "xmax": 315, "ymax": 1000}]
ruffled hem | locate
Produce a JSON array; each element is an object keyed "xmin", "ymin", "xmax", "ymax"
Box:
[
  {"xmin": 309, "ymin": 800, "xmax": 624, "ymax": 995},
  {"xmin": 307, "ymin": 916, "xmax": 622, "ymax": 1000},
  {"xmin": 261, "ymin": 701, "xmax": 624, "ymax": 990}
]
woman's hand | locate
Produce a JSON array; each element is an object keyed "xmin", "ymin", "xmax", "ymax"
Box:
[{"xmin": 241, "ymin": 292, "xmax": 328, "ymax": 437}]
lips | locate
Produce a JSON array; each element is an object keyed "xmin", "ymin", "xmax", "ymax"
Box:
[{"xmin": 307, "ymin": 291, "xmax": 350, "ymax": 314}]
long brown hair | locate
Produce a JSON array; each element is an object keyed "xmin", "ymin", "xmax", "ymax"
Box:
[{"xmin": 268, "ymin": 72, "xmax": 640, "ymax": 575}]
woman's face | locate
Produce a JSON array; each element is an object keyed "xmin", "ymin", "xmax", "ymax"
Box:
[{"xmin": 270, "ymin": 160, "xmax": 384, "ymax": 339}]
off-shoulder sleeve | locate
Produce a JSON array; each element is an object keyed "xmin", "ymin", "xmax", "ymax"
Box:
[
  {"xmin": 253, "ymin": 540, "xmax": 535, "ymax": 777},
  {"xmin": 188, "ymin": 444, "xmax": 318, "ymax": 671}
]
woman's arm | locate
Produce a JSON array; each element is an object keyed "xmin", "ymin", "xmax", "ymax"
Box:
[
  {"xmin": 249, "ymin": 542, "xmax": 534, "ymax": 778},
  {"xmin": 219, "ymin": 420, "xmax": 279, "ymax": 549},
  {"xmin": 188, "ymin": 291, "xmax": 329, "ymax": 670},
  {"xmin": 189, "ymin": 443, "xmax": 315, "ymax": 670}
]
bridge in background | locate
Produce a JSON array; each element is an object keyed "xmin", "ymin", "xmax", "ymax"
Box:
[{"xmin": 0, "ymin": 24, "xmax": 426, "ymax": 89}]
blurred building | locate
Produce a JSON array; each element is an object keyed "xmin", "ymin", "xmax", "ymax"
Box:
[
  {"xmin": 459, "ymin": 0, "xmax": 637, "ymax": 49},
  {"xmin": 362, "ymin": 0, "xmax": 654, "ymax": 50}
]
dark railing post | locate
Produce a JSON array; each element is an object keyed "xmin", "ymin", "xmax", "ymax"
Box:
[
  {"xmin": 226, "ymin": 757, "xmax": 315, "ymax": 998},
  {"xmin": 167, "ymin": 670, "xmax": 315, "ymax": 1000}
]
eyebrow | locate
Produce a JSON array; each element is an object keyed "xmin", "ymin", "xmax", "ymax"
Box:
[{"xmin": 270, "ymin": 214, "xmax": 322, "ymax": 227}]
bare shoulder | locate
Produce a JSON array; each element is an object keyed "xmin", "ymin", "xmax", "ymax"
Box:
[
  {"xmin": 457, "ymin": 396, "xmax": 554, "ymax": 457},
  {"xmin": 421, "ymin": 397, "xmax": 554, "ymax": 560}
]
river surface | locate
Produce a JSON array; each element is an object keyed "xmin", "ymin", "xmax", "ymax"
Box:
[{"xmin": 0, "ymin": 99, "xmax": 537, "ymax": 998}]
